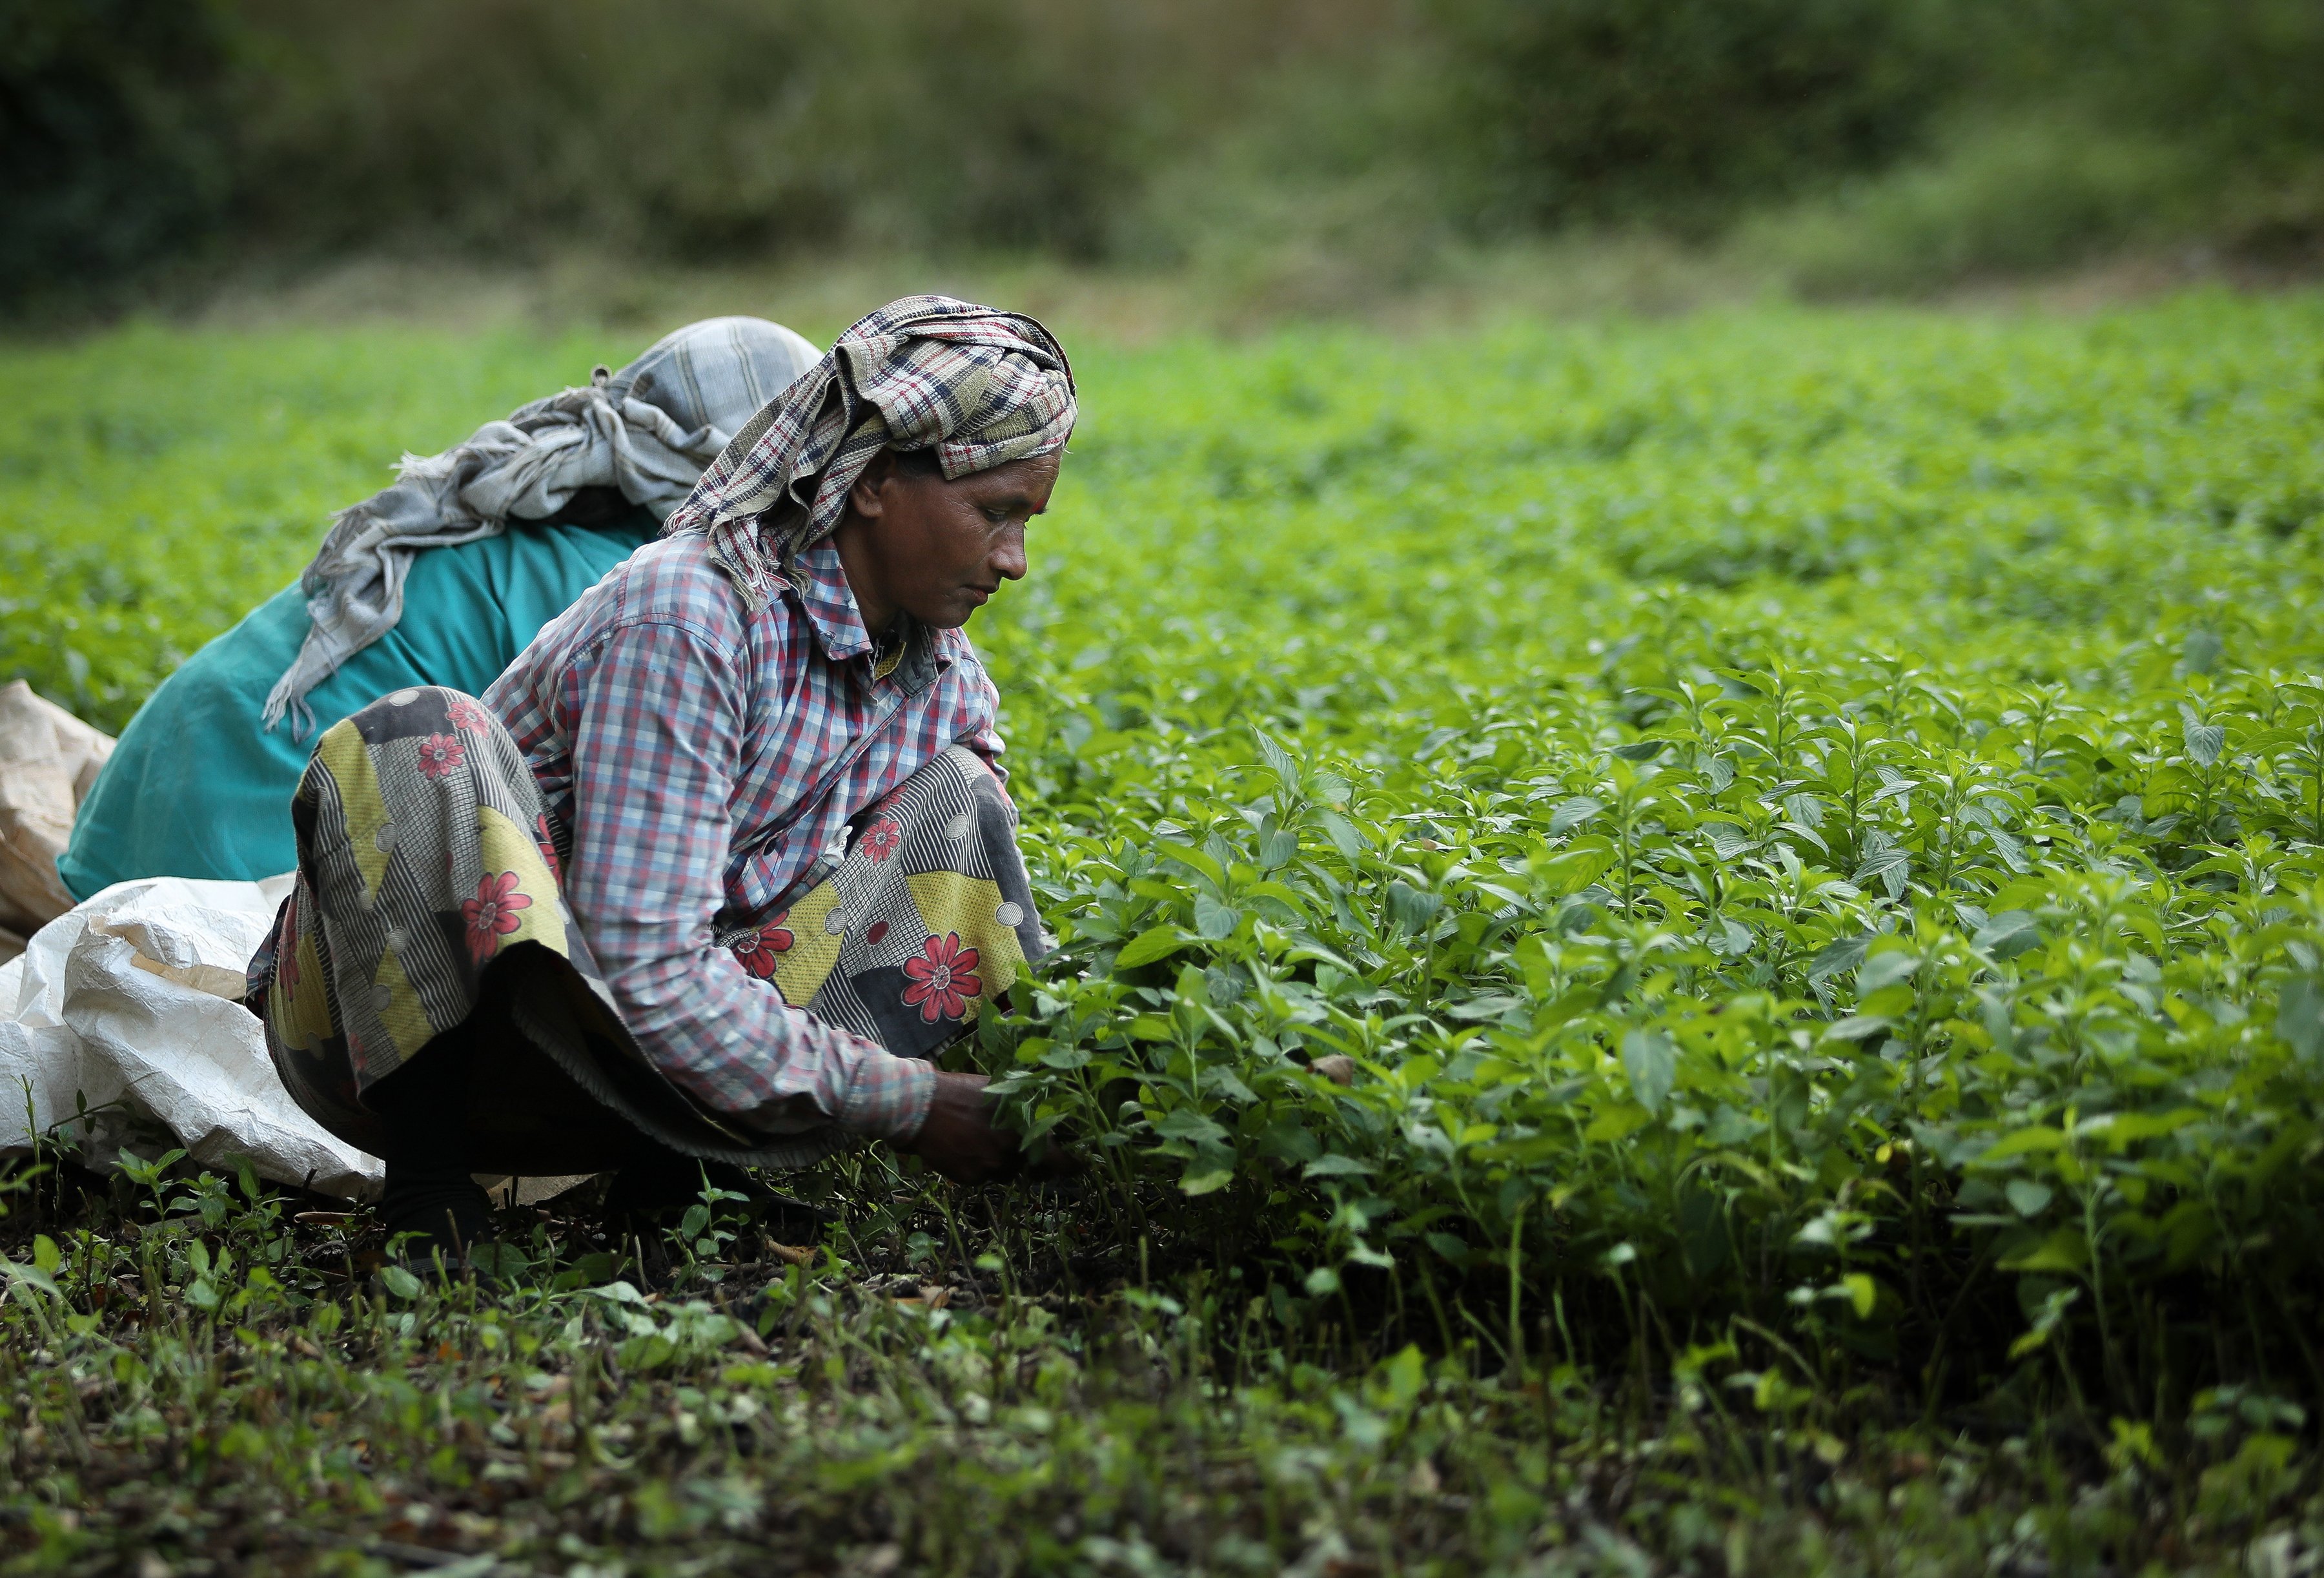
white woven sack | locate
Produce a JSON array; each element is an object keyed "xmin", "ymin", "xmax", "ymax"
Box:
[{"xmin": 0, "ymin": 876, "xmax": 384, "ymax": 1200}]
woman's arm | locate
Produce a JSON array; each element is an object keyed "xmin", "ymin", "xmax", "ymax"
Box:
[{"xmin": 533, "ymin": 613, "xmax": 937, "ymax": 1142}]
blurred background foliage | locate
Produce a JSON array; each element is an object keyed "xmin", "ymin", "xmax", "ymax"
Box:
[{"xmin": 4, "ymin": 0, "xmax": 2322, "ymax": 312}]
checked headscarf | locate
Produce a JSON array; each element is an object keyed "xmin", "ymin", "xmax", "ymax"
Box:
[{"xmin": 660, "ymin": 294, "xmax": 1076, "ymax": 610}]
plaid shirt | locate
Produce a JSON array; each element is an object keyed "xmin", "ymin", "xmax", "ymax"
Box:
[{"xmin": 484, "ymin": 533, "xmax": 1004, "ymax": 1142}]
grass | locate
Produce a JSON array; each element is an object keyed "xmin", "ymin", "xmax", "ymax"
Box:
[
  {"xmin": 1735, "ymin": 112, "xmax": 2324, "ymax": 298},
  {"xmin": 5, "ymin": 289, "xmax": 2324, "ymax": 1571}
]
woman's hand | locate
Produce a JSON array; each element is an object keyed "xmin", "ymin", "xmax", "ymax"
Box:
[{"xmin": 896, "ymin": 1070, "xmax": 1023, "ymax": 1184}]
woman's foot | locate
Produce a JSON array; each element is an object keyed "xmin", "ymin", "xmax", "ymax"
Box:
[{"xmin": 380, "ymin": 1158, "xmax": 494, "ymax": 1273}]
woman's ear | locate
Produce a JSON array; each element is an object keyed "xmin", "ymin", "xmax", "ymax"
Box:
[{"xmin": 848, "ymin": 450, "xmax": 899, "ymax": 519}]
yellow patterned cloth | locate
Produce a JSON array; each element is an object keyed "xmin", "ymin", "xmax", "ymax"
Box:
[{"xmin": 715, "ymin": 741, "xmax": 1046, "ymax": 1063}]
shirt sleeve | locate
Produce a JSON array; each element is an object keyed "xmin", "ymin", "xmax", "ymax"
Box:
[
  {"xmin": 549, "ymin": 614, "xmax": 935, "ymax": 1142},
  {"xmin": 953, "ymin": 647, "xmax": 1010, "ymax": 790}
]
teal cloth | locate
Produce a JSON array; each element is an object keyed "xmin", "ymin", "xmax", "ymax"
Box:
[{"xmin": 59, "ymin": 509, "xmax": 657, "ymax": 898}]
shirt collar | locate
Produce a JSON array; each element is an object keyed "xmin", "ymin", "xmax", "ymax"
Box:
[
  {"xmin": 786, "ymin": 542, "xmax": 877, "ymax": 661},
  {"xmin": 784, "ymin": 541, "xmax": 948, "ymax": 692}
]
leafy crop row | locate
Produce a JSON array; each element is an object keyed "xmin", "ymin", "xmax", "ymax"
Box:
[
  {"xmin": 5, "ymin": 293, "xmax": 2323, "ymax": 1433},
  {"xmin": 964, "ymin": 293, "xmax": 2324, "ymax": 1417}
]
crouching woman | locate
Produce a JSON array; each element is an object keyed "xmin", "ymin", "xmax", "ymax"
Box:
[{"xmin": 245, "ymin": 297, "xmax": 1074, "ymax": 1258}]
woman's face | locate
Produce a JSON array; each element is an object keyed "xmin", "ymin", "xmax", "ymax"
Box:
[{"xmin": 837, "ymin": 450, "xmax": 1061, "ymax": 633}]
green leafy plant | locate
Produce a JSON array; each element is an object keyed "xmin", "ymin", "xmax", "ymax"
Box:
[{"xmin": 5, "ymin": 293, "xmax": 2324, "ymax": 1566}]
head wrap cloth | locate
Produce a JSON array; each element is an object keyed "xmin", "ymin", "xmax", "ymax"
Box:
[
  {"xmin": 660, "ymin": 294, "xmax": 1077, "ymax": 611},
  {"xmin": 263, "ymin": 316, "xmax": 821, "ymax": 737}
]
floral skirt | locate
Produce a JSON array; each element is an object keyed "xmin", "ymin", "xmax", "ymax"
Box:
[{"xmin": 248, "ymin": 686, "xmax": 1047, "ymax": 1174}]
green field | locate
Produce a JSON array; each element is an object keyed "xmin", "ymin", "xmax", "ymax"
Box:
[{"xmin": 5, "ymin": 291, "xmax": 2324, "ymax": 1572}]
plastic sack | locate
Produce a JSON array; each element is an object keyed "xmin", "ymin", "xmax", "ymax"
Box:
[
  {"xmin": 0, "ymin": 679, "xmax": 116, "ymax": 959},
  {"xmin": 0, "ymin": 875, "xmax": 385, "ymax": 1200}
]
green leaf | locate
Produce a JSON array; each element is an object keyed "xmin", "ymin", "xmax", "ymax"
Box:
[
  {"xmin": 1547, "ymin": 796, "xmax": 1603, "ymax": 835},
  {"xmin": 380, "ymin": 1264, "xmax": 424, "ymax": 1300},
  {"xmin": 1200, "ymin": 1064, "xmax": 1258, "ymax": 1103},
  {"xmin": 1854, "ymin": 845, "xmax": 1911, "ymax": 901},
  {"xmin": 1254, "ymin": 728, "xmax": 1300, "ymax": 788},
  {"xmin": 1424, "ymin": 1232, "xmax": 1470, "ymax": 1264},
  {"xmin": 2183, "ymin": 715, "xmax": 2225, "ymax": 768},
  {"xmin": 1304, "ymin": 1154, "xmax": 1375, "ymax": 1178},
  {"xmin": 1387, "ymin": 881, "xmax": 1443, "ymax": 934},
  {"xmin": 0, "ymin": 1258, "xmax": 59, "ymax": 1297},
  {"xmin": 1807, "ymin": 933, "xmax": 1871, "ymax": 985},
  {"xmin": 2182, "ymin": 628, "xmax": 2223, "ymax": 675},
  {"xmin": 1193, "ymin": 892, "xmax": 1240, "ymax": 941},
  {"xmin": 619, "ymin": 1333, "xmax": 677, "ymax": 1371},
  {"xmin": 2005, "ymin": 1179, "xmax": 2054, "ymax": 1218},
  {"xmin": 1584, "ymin": 1105, "xmax": 1652, "ymax": 1143},
  {"xmin": 469, "ymin": 1244, "xmax": 532, "ymax": 1281},
  {"xmin": 1318, "ymin": 811, "xmax": 1367, "ymax": 861},
  {"xmin": 1154, "ymin": 1109, "xmax": 1229, "ymax": 1145},
  {"xmin": 1179, "ymin": 1159, "xmax": 1235, "ymax": 1196},
  {"xmin": 1534, "ymin": 838, "xmax": 1615, "ymax": 896},
  {"xmin": 1378, "ymin": 1344, "xmax": 1427, "ymax": 1409},
  {"xmin": 2079, "ymin": 1107, "xmax": 2202, "ymax": 1147},
  {"xmin": 30, "ymin": 1235, "xmax": 59, "ymax": 1276},
  {"xmin": 1977, "ymin": 1126, "xmax": 2068, "ymax": 1163},
  {"xmin": 1998, "ymin": 1229, "xmax": 2090, "ymax": 1275},
  {"xmin": 1857, "ymin": 949, "xmax": 1917, "ymax": 994},
  {"xmin": 1973, "ymin": 910, "xmax": 2041, "ymax": 959},
  {"xmin": 1620, "ymin": 1029, "xmax": 1676, "ymax": 1114},
  {"xmin": 1116, "ymin": 927, "xmax": 1192, "ymax": 970},
  {"xmin": 2278, "ymin": 976, "xmax": 2324, "ymax": 1066}
]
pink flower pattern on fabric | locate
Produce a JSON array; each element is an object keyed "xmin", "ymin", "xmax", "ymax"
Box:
[
  {"xmin": 731, "ymin": 914, "xmax": 795, "ymax": 981},
  {"xmin": 858, "ymin": 818, "xmax": 902, "ymax": 861},
  {"xmin": 901, "ymin": 932, "xmax": 981, "ymax": 1024},
  {"xmin": 444, "ymin": 697, "xmax": 495, "ymax": 735},
  {"xmin": 274, "ymin": 896, "xmax": 301, "ymax": 994},
  {"xmin": 462, "ymin": 871, "xmax": 532, "ymax": 963},
  {"xmin": 416, "ymin": 733, "xmax": 466, "ymax": 779}
]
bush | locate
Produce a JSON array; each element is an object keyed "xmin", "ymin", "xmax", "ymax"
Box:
[
  {"xmin": 6, "ymin": 0, "xmax": 2323, "ymax": 305},
  {"xmin": 1434, "ymin": 0, "xmax": 1958, "ymax": 225},
  {"xmin": 226, "ymin": 0, "xmax": 1328, "ymax": 261},
  {"xmin": 2055, "ymin": 0, "xmax": 2324, "ymax": 168},
  {"xmin": 1736, "ymin": 112, "xmax": 2215, "ymax": 296},
  {"xmin": 0, "ymin": 0, "xmax": 241, "ymax": 300}
]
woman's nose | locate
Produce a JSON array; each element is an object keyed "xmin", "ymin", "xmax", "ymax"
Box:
[{"xmin": 993, "ymin": 525, "xmax": 1028, "ymax": 581}]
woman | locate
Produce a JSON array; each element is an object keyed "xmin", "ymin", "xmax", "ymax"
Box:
[
  {"xmin": 58, "ymin": 316, "xmax": 820, "ymax": 898},
  {"xmin": 249, "ymin": 296, "xmax": 1075, "ymax": 1257}
]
